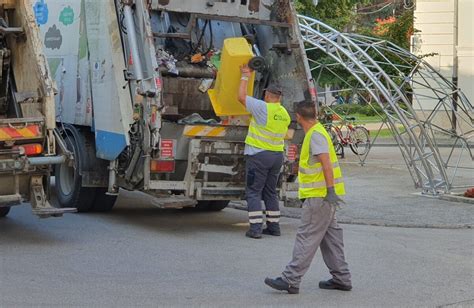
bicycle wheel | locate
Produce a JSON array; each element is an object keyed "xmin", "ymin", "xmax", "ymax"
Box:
[
  {"xmin": 349, "ymin": 126, "xmax": 370, "ymax": 155},
  {"xmin": 325, "ymin": 125, "xmax": 338, "ymax": 145},
  {"xmin": 325, "ymin": 124, "xmax": 344, "ymax": 157}
]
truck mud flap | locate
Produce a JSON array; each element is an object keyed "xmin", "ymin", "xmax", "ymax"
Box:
[
  {"xmin": 149, "ymin": 196, "xmax": 197, "ymax": 209},
  {"xmin": 196, "ymin": 187, "xmax": 245, "ymax": 200}
]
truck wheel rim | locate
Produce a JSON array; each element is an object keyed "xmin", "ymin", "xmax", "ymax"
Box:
[{"xmin": 59, "ymin": 163, "xmax": 75, "ymax": 196}]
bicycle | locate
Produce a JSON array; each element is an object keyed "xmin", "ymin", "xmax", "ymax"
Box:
[{"xmin": 322, "ymin": 112, "xmax": 370, "ymax": 158}]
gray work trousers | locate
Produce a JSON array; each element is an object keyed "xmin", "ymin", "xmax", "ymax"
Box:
[
  {"xmin": 282, "ymin": 198, "xmax": 352, "ymax": 288},
  {"xmin": 245, "ymin": 151, "xmax": 284, "ymax": 232}
]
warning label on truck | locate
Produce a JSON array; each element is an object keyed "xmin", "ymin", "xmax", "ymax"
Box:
[{"xmin": 160, "ymin": 139, "xmax": 175, "ymax": 158}]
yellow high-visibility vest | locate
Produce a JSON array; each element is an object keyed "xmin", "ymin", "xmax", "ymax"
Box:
[
  {"xmin": 245, "ymin": 103, "xmax": 290, "ymax": 152},
  {"xmin": 298, "ymin": 122, "xmax": 345, "ymax": 199}
]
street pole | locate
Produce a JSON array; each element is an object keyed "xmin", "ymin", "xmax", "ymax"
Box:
[{"xmin": 452, "ymin": 0, "xmax": 459, "ymax": 132}]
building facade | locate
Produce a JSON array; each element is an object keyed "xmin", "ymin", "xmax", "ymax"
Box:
[{"xmin": 412, "ymin": 0, "xmax": 473, "ymax": 107}]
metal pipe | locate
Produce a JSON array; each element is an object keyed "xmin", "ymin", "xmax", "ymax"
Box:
[
  {"xmin": 28, "ymin": 155, "xmax": 66, "ymax": 166},
  {"xmin": 123, "ymin": 5, "xmax": 144, "ymax": 81},
  {"xmin": 452, "ymin": 0, "xmax": 459, "ymax": 131},
  {"xmin": 159, "ymin": 66, "xmax": 216, "ymax": 79}
]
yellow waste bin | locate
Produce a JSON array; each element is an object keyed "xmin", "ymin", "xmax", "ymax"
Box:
[{"xmin": 208, "ymin": 38, "xmax": 255, "ymax": 116}]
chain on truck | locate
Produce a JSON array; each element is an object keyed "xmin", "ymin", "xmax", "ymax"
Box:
[{"xmin": 5, "ymin": 0, "xmax": 317, "ymax": 217}]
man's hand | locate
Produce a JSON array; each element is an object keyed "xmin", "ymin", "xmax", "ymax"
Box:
[
  {"xmin": 240, "ymin": 64, "xmax": 253, "ymax": 77},
  {"xmin": 238, "ymin": 64, "xmax": 253, "ymax": 105},
  {"xmin": 324, "ymin": 187, "xmax": 345, "ymax": 207}
]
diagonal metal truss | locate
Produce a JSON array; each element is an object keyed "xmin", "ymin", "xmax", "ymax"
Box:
[{"xmin": 298, "ymin": 15, "xmax": 473, "ymax": 195}]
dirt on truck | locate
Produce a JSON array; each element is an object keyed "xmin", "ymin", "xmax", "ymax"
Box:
[
  {"xmin": 0, "ymin": 0, "xmax": 74, "ymax": 218},
  {"xmin": 40, "ymin": 0, "xmax": 313, "ymax": 213}
]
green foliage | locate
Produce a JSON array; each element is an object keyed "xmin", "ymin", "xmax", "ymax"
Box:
[
  {"xmin": 333, "ymin": 103, "xmax": 362, "ymax": 115},
  {"xmin": 373, "ymin": 10, "xmax": 415, "ymax": 50},
  {"xmin": 295, "ymin": 0, "xmax": 368, "ymax": 31},
  {"xmin": 360, "ymin": 105, "xmax": 377, "ymax": 116},
  {"xmin": 332, "ymin": 103, "xmax": 383, "ymax": 117},
  {"xmin": 297, "ymin": 1, "xmax": 416, "ymax": 91}
]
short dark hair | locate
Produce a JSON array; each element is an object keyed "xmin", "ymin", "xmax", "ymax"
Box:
[{"xmin": 295, "ymin": 100, "xmax": 316, "ymax": 120}]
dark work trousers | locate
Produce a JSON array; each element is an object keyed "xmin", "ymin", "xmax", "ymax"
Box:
[{"xmin": 245, "ymin": 151, "xmax": 284, "ymax": 233}]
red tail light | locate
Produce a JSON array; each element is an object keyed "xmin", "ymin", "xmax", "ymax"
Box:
[
  {"xmin": 150, "ymin": 160, "xmax": 175, "ymax": 173},
  {"xmin": 286, "ymin": 144, "xmax": 298, "ymax": 162},
  {"xmin": 13, "ymin": 143, "xmax": 43, "ymax": 156}
]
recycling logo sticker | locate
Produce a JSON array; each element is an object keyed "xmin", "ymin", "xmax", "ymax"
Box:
[
  {"xmin": 59, "ymin": 6, "xmax": 74, "ymax": 26},
  {"xmin": 44, "ymin": 24, "xmax": 63, "ymax": 50},
  {"xmin": 33, "ymin": 0, "xmax": 48, "ymax": 25}
]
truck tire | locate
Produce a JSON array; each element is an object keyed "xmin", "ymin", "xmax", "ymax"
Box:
[
  {"xmin": 0, "ymin": 206, "xmax": 10, "ymax": 218},
  {"xmin": 55, "ymin": 126, "xmax": 96, "ymax": 212},
  {"xmin": 92, "ymin": 188, "xmax": 117, "ymax": 212},
  {"xmin": 195, "ymin": 200, "xmax": 230, "ymax": 211}
]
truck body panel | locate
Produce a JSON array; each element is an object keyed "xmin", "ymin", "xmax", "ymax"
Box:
[
  {"xmin": 39, "ymin": 0, "xmax": 310, "ymax": 209},
  {"xmin": 0, "ymin": 0, "xmax": 75, "ymax": 218}
]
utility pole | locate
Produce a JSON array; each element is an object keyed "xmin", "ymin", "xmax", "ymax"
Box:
[{"xmin": 452, "ymin": 0, "xmax": 459, "ymax": 132}]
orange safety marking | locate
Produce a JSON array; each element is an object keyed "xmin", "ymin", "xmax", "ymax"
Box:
[
  {"xmin": 0, "ymin": 124, "xmax": 42, "ymax": 141},
  {"xmin": 207, "ymin": 127, "xmax": 226, "ymax": 137},
  {"xmin": 185, "ymin": 125, "xmax": 206, "ymax": 136},
  {"xmin": 4, "ymin": 127, "xmax": 22, "ymax": 138},
  {"xmin": 184, "ymin": 125, "xmax": 227, "ymax": 137}
]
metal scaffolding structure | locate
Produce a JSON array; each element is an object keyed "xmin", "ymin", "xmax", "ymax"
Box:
[{"xmin": 298, "ymin": 15, "xmax": 473, "ymax": 195}]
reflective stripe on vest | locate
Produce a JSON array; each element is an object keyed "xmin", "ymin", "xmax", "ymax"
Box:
[
  {"xmin": 245, "ymin": 102, "xmax": 290, "ymax": 152},
  {"xmin": 254, "ymin": 128, "xmax": 286, "ymax": 138},
  {"xmin": 298, "ymin": 162, "xmax": 340, "ymax": 175},
  {"xmin": 246, "ymin": 132, "xmax": 284, "ymax": 146},
  {"xmin": 299, "ymin": 177, "xmax": 344, "ymax": 189},
  {"xmin": 298, "ymin": 122, "xmax": 346, "ymax": 199}
]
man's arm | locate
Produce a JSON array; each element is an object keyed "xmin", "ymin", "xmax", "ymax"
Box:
[
  {"xmin": 238, "ymin": 65, "xmax": 253, "ymax": 106},
  {"xmin": 318, "ymin": 153, "xmax": 335, "ymax": 188},
  {"xmin": 311, "ymin": 133, "xmax": 344, "ymax": 206},
  {"xmin": 319, "ymin": 153, "xmax": 344, "ymax": 206}
]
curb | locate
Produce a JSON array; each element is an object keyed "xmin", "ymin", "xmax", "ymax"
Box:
[{"xmin": 228, "ymin": 202, "xmax": 473, "ymax": 230}]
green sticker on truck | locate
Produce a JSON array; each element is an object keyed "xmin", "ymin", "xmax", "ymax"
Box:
[{"xmin": 59, "ymin": 6, "xmax": 74, "ymax": 26}]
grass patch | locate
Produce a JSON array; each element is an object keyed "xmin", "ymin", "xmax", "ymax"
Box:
[
  {"xmin": 351, "ymin": 113, "xmax": 386, "ymax": 124},
  {"xmin": 374, "ymin": 128, "xmax": 395, "ymax": 138},
  {"xmin": 369, "ymin": 128, "xmax": 406, "ymax": 139}
]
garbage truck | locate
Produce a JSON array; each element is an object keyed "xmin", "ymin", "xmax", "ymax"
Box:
[
  {"xmin": 0, "ymin": 0, "xmax": 75, "ymax": 218},
  {"xmin": 38, "ymin": 0, "xmax": 314, "ymax": 212}
]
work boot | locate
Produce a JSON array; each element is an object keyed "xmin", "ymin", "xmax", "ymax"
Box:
[
  {"xmin": 245, "ymin": 229, "xmax": 262, "ymax": 239},
  {"xmin": 246, "ymin": 223, "xmax": 262, "ymax": 239},
  {"xmin": 319, "ymin": 279, "xmax": 352, "ymax": 291},
  {"xmin": 262, "ymin": 222, "xmax": 281, "ymax": 236},
  {"xmin": 264, "ymin": 277, "xmax": 299, "ymax": 294}
]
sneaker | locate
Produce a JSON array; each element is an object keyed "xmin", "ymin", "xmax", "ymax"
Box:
[
  {"xmin": 262, "ymin": 228, "xmax": 281, "ymax": 236},
  {"xmin": 245, "ymin": 230, "xmax": 262, "ymax": 239},
  {"xmin": 319, "ymin": 279, "xmax": 352, "ymax": 291},
  {"xmin": 264, "ymin": 277, "xmax": 299, "ymax": 294}
]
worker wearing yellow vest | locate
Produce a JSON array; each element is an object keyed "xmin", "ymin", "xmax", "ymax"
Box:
[
  {"xmin": 265, "ymin": 101, "xmax": 352, "ymax": 294},
  {"xmin": 238, "ymin": 64, "xmax": 291, "ymax": 239}
]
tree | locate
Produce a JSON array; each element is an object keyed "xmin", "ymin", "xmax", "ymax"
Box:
[
  {"xmin": 376, "ymin": 10, "xmax": 414, "ymax": 49},
  {"xmin": 297, "ymin": 0, "xmax": 416, "ymax": 94},
  {"xmin": 295, "ymin": 0, "xmax": 369, "ymax": 31}
]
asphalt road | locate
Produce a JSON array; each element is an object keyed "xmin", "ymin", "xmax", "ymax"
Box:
[{"xmin": 1, "ymin": 196, "xmax": 473, "ymax": 307}]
